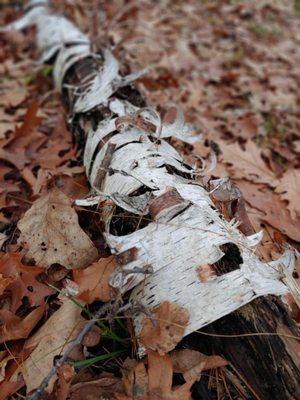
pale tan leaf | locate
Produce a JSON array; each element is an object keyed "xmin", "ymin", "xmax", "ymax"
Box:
[
  {"xmin": 275, "ymin": 169, "xmax": 300, "ymax": 219},
  {"xmin": 220, "ymin": 140, "xmax": 278, "ymax": 187},
  {"xmin": 140, "ymin": 301, "xmax": 189, "ymax": 355},
  {"xmin": 11, "ymin": 299, "xmax": 85, "ymax": 394},
  {"xmin": 18, "ymin": 188, "xmax": 98, "ymax": 269}
]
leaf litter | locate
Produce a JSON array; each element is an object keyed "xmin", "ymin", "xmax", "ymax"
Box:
[{"xmin": 0, "ymin": 0, "xmax": 299, "ymax": 399}]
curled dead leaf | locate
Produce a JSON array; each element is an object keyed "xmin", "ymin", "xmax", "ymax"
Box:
[
  {"xmin": 81, "ymin": 326, "xmax": 101, "ymax": 347},
  {"xmin": 140, "ymin": 301, "xmax": 189, "ymax": 355}
]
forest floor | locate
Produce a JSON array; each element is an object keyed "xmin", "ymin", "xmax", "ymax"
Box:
[{"xmin": 0, "ymin": 1, "xmax": 299, "ymax": 399}]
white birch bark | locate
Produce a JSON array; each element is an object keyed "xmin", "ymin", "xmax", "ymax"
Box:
[{"xmin": 5, "ymin": 0, "xmax": 297, "ymax": 347}]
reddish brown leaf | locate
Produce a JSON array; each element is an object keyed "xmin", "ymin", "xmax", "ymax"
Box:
[
  {"xmin": 0, "ymin": 305, "xmax": 46, "ymax": 343},
  {"xmin": 238, "ymin": 180, "xmax": 300, "ymax": 242},
  {"xmin": 73, "ymin": 256, "xmax": 116, "ymax": 303},
  {"xmin": 117, "ymin": 351, "xmax": 194, "ymax": 400},
  {"xmin": 0, "ymin": 253, "xmax": 53, "ymax": 313},
  {"xmin": 275, "ymin": 169, "xmax": 300, "ymax": 220},
  {"xmin": 140, "ymin": 301, "xmax": 189, "ymax": 355}
]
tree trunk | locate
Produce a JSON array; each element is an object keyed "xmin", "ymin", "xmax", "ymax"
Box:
[{"xmin": 6, "ymin": 2, "xmax": 300, "ymax": 399}]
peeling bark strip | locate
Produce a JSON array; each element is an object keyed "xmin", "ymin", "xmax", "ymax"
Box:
[{"xmin": 6, "ymin": 0, "xmax": 298, "ymax": 340}]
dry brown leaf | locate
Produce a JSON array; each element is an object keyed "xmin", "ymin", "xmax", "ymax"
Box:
[
  {"xmin": 0, "ymin": 306, "xmax": 46, "ymax": 343},
  {"xmin": 227, "ymin": 112, "xmax": 259, "ymax": 140},
  {"xmin": 275, "ymin": 169, "xmax": 300, "ymax": 220},
  {"xmin": 69, "ymin": 372, "xmax": 123, "ymax": 400},
  {"xmin": 18, "ymin": 188, "xmax": 98, "ymax": 269},
  {"xmin": 140, "ymin": 301, "xmax": 189, "ymax": 355},
  {"xmin": 81, "ymin": 326, "xmax": 101, "ymax": 347},
  {"xmin": 13, "ymin": 101, "xmax": 43, "ymax": 141},
  {"xmin": 0, "ymin": 376, "xmax": 24, "ymax": 400},
  {"xmin": 0, "ymin": 147, "xmax": 29, "ymax": 170},
  {"xmin": 0, "ymin": 81, "xmax": 27, "ymax": 108},
  {"xmin": 237, "ymin": 180, "xmax": 300, "ymax": 242},
  {"xmin": 55, "ymin": 173, "xmax": 89, "ymax": 200},
  {"xmin": 10, "ymin": 299, "xmax": 85, "ymax": 394},
  {"xmin": 171, "ymin": 349, "xmax": 227, "ymax": 382},
  {"xmin": 0, "ymin": 120, "xmax": 15, "ymax": 140},
  {"xmin": 117, "ymin": 351, "xmax": 194, "ymax": 400},
  {"xmin": 0, "ymin": 253, "xmax": 53, "ymax": 313},
  {"xmin": 72, "ymin": 256, "xmax": 116, "ymax": 303},
  {"xmin": 55, "ymin": 363, "xmax": 75, "ymax": 400},
  {"xmin": 119, "ymin": 359, "xmax": 147, "ymax": 400},
  {"xmin": 0, "ymin": 343, "xmax": 31, "ymax": 399},
  {"xmin": 220, "ymin": 140, "xmax": 278, "ymax": 187}
]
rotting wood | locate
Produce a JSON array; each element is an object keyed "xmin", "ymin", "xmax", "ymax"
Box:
[{"xmin": 4, "ymin": 2, "xmax": 300, "ymax": 398}]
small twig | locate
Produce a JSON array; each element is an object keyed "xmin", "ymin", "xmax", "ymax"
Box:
[{"xmin": 27, "ymin": 300, "xmax": 127, "ymax": 400}]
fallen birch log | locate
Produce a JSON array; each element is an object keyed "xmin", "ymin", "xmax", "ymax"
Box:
[{"xmin": 5, "ymin": 1, "xmax": 300, "ymax": 398}]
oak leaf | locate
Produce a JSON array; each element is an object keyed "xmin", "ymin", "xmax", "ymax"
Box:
[
  {"xmin": 0, "ymin": 253, "xmax": 53, "ymax": 313},
  {"xmin": 140, "ymin": 301, "xmax": 189, "ymax": 355},
  {"xmin": 18, "ymin": 188, "xmax": 98, "ymax": 269},
  {"xmin": 275, "ymin": 169, "xmax": 300, "ymax": 220},
  {"xmin": 238, "ymin": 180, "xmax": 300, "ymax": 242},
  {"xmin": 220, "ymin": 140, "xmax": 278, "ymax": 187},
  {"xmin": 72, "ymin": 256, "xmax": 116, "ymax": 303}
]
